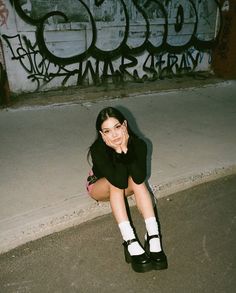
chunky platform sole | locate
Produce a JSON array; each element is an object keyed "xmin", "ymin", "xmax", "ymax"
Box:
[
  {"xmin": 125, "ymin": 250, "xmax": 153, "ymax": 273},
  {"xmin": 144, "ymin": 234, "xmax": 168, "ymax": 270},
  {"xmin": 123, "ymin": 240, "xmax": 153, "ymax": 273},
  {"xmin": 131, "ymin": 261, "xmax": 153, "ymax": 273},
  {"xmin": 151, "ymin": 259, "xmax": 168, "ymax": 270}
]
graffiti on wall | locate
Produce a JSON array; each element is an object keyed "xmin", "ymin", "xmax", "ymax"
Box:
[
  {"xmin": 3, "ymin": 0, "xmax": 221, "ymax": 90},
  {"xmin": 3, "ymin": 33, "xmax": 211, "ymax": 89}
]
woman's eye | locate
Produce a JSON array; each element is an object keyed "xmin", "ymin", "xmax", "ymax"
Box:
[
  {"xmin": 103, "ymin": 130, "xmax": 109, "ymax": 134},
  {"xmin": 116, "ymin": 125, "xmax": 121, "ymax": 129}
]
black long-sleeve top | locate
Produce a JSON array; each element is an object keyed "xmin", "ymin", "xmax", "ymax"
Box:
[{"xmin": 90, "ymin": 136, "xmax": 147, "ymax": 189}]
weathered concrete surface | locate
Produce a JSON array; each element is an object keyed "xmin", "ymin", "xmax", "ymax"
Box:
[
  {"xmin": 0, "ymin": 79, "xmax": 236, "ymax": 254},
  {"xmin": 0, "ymin": 175, "xmax": 235, "ymax": 293}
]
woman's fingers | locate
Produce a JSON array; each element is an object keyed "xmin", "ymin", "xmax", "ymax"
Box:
[
  {"xmin": 100, "ymin": 131, "xmax": 108, "ymax": 145},
  {"xmin": 120, "ymin": 126, "xmax": 129, "ymax": 154},
  {"xmin": 100, "ymin": 131, "xmax": 114, "ymax": 148},
  {"xmin": 123, "ymin": 126, "xmax": 129, "ymax": 143}
]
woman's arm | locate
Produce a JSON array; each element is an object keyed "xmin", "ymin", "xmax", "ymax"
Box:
[
  {"xmin": 91, "ymin": 141, "xmax": 129, "ymax": 189},
  {"xmin": 126, "ymin": 138, "xmax": 147, "ymax": 184}
]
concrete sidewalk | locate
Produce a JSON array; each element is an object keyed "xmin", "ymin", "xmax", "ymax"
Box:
[{"xmin": 0, "ymin": 80, "xmax": 236, "ymax": 254}]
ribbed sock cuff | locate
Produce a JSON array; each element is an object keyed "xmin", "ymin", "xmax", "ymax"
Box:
[
  {"xmin": 145, "ymin": 217, "xmax": 159, "ymax": 236},
  {"xmin": 118, "ymin": 221, "xmax": 135, "ymax": 241}
]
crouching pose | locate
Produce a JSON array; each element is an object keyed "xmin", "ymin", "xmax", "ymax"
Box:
[{"xmin": 86, "ymin": 107, "xmax": 167, "ymax": 273}]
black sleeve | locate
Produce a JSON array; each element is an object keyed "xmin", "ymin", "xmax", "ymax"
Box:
[
  {"xmin": 126, "ymin": 137, "xmax": 147, "ymax": 184},
  {"xmin": 111, "ymin": 137, "xmax": 147, "ymax": 184},
  {"xmin": 91, "ymin": 141, "xmax": 128, "ymax": 189}
]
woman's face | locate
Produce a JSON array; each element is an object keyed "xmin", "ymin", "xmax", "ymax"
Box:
[{"xmin": 101, "ymin": 117, "xmax": 126, "ymax": 145}]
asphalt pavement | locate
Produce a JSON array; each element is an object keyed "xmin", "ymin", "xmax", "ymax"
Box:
[
  {"xmin": 0, "ymin": 79, "xmax": 236, "ymax": 254},
  {"xmin": 0, "ymin": 174, "xmax": 235, "ymax": 293}
]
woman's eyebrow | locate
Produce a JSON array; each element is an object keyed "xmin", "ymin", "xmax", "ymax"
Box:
[{"xmin": 102, "ymin": 122, "xmax": 121, "ymax": 131}]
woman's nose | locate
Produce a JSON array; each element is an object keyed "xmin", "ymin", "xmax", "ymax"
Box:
[{"xmin": 111, "ymin": 130, "xmax": 118, "ymax": 138}]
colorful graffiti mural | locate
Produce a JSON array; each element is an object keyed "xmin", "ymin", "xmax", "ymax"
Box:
[{"xmin": 2, "ymin": 0, "xmax": 221, "ymax": 91}]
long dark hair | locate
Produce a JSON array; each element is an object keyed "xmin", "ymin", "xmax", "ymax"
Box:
[{"xmin": 87, "ymin": 107, "xmax": 137, "ymax": 162}]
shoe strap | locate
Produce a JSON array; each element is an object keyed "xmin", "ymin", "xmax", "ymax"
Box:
[
  {"xmin": 125, "ymin": 238, "xmax": 137, "ymax": 246},
  {"xmin": 147, "ymin": 234, "xmax": 159, "ymax": 240}
]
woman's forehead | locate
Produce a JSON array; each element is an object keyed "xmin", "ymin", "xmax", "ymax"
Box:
[{"xmin": 101, "ymin": 117, "xmax": 120, "ymax": 129}]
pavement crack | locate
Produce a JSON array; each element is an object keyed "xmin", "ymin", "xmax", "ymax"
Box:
[{"xmin": 202, "ymin": 235, "xmax": 211, "ymax": 262}]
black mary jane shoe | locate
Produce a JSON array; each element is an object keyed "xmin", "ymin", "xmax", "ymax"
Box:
[
  {"xmin": 123, "ymin": 239, "xmax": 153, "ymax": 273},
  {"xmin": 144, "ymin": 234, "xmax": 168, "ymax": 270}
]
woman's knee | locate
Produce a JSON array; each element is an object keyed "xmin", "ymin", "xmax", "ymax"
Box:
[
  {"xmin": 109, "ymin": 184, "xmax": 125, "ymax": 198},
  {"xmin": 128, "ymin": 177, "xmax": 146, "ymax": 189},
  {"xmin": 90, "ymin": 179, "xmax": 129, "ymax": 200},
  {"xmin": 89, "ymin": 178, "xmax": 110, "ymax": 201}
]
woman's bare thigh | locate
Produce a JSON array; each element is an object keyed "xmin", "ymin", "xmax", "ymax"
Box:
[
  {"xmin": 89, "ymin": 177, "xmax": 134, "ymax": 202},
  {"xmin": 89, "ymin": 178, "xmax": 110, "ymax": 201}
]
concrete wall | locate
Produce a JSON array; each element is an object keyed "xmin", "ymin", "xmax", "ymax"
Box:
[{"xmin": 0, "ymin": 0, "xmax": 221, "ymax": 95}]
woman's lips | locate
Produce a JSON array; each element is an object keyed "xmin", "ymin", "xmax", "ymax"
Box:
[{"xmin": 113, "ymin": 138, "xmax": 121, "ymax": 144}]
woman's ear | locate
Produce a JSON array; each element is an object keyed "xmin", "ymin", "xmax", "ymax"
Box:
[{"xmin": 123, "ymin": 120, "xmax": 127, "ymax": 127}]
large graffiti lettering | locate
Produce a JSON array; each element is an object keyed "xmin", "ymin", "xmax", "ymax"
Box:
[
  {"xmin": 3, "ymin": 0, "xmax": 221, "ymax": 91},
  {"xmin": 3, "ymin": 33, "xmax": 211, "ymax": 90}
]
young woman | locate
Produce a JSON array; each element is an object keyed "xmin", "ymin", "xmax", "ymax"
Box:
[{"xmin": 87, "ymin": 107, "xmax": 167, "ymax": 273}]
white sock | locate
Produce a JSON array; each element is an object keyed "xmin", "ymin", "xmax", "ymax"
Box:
[
  {"xmin": 145, "ymin": 217, "xmax": 162, "ymax": 252},
  {"xmin": 118, "ymin": 221, "xmax": 144, "ymax": 256}
]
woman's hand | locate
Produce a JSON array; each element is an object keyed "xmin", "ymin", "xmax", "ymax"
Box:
[
  {"xmin": 100, "ymin": 131, "xmax": 122, "ymax": 153},
  {"xmin": 120, "ymin": 122, "xmax": 129, "ymax": 154}
]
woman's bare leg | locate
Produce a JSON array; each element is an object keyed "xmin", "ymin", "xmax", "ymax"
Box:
[
  {"xmin": 128, "ymin": 177, "xmax": 163, "ymax": 252},
  {"xmin": 89, "ymin": 178, "xmax": 148, "ymax": 256},
  {"xmin": 89, "ymin": 178, "xmax": 132, "ymax": 222},
  {"xmin": 108, "ymin": 184, "xmax": 146, "ymax": 255},
  {"xmin": 109, "ymin": 184, "xmax": 129, "ymax": 223},
  {"xmin": 89, "ymin": 177, "xmax": 154, "ymax": 220},
  {"xmin": 89, "ymin": 178, "xmax": 133, "ymax": 202},
  {"xmin": 89, "ymin": 178, "xmax": 110, "ymax": 201},
  {"xmin": 128, "ymin": 177, "xmax": 155, "ymax": 219}
]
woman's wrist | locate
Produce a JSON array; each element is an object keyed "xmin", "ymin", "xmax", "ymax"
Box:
[
  {"xmin": 122, "ymin": 146, "xmax": 128, "ymax": 154},
  {"xmin": 115, "ymin": 146, "xmax": 128, "ymax": 154},
  {"xmin": 115, "ymin": 146, "xmax": 122, "ymax": 154}
]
